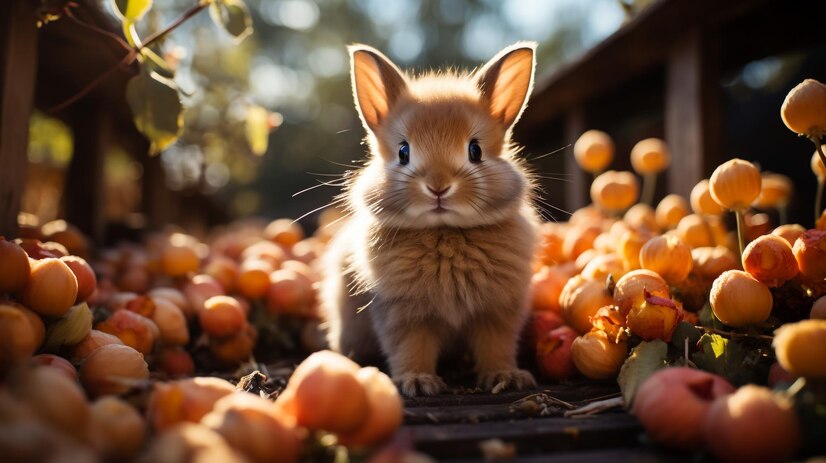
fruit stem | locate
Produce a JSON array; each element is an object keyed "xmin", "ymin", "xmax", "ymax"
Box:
[
  {"xmin": 816, "ymin": 179, "xmax": 824, "ymax": 227},
  {"xmin": 641, "ymin": 173, "xmax": 656, "ymax": 206},
  {"xmin": 734, "ymin": 208, "xmax": 746, "ymax": 260}
]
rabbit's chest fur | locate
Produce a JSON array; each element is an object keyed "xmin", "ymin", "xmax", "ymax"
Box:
[{"xmin": 351, "ymin": 211, "xmax": 537, "ymax": 329}]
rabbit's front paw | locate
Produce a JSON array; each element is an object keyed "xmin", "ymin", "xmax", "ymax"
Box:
[
  {"xmin": 478, "ymin": 369, "xmax": 537, "ymax": 393},
  {"xmin": 394, "ymin": 373, "xmax": 447, "ymax": 397}
]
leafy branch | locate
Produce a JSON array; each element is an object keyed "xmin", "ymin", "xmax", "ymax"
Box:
[{"xmin": 43, "ymin": 0, "xmax": 261, "ymax": 155}]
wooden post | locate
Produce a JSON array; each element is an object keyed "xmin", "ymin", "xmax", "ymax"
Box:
[
  {"xmin": 564, "ymin": 106, "xmax": 589, "ymax": 213},
  {"xmin": 0, "ymin": 0, "xmax": 38, "ymax": 238},
  {"xmin": 65, "ymin": 103, "xmax": 108, "ymax": 244},
  {"xmin": 665, "ymin": 27, "xmax": 722, "ymax": 198}
]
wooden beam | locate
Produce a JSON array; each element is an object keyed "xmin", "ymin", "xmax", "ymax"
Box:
[
  {"xmin": 65, "ymin": 103, "xmax": 109, "ymax": 244},
  {"xmin": 564, "ymin": 106, "xmax": 589, "ymax": 212},
  {"xmin": 0, "ymin": 0, "xmax": 38, "ymax": 238},
  {"xmin": 664, "ymin": 27, "xmax": 722, "ymax": 198}
]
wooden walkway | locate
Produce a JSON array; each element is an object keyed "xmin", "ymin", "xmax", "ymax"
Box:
[{"xmin": 399, "ymin": 381, "xmax": 691, "ymax": 462}]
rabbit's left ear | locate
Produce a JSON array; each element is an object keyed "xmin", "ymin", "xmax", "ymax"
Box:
[{"xmin": 475, "ymin": 42, "xmax": 537, "ymax": 129}]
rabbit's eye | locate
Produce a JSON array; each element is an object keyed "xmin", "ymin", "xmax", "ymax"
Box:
[
  {"xmin": 398, "ymin": 142, "xmax": 410, "ymax": 165},
  {"xmin": 468, "ymin": 140, "xmax": 482, "ymax": 163}
]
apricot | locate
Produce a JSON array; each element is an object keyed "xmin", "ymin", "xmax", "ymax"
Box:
[
  {"xmin": 241, "ymin": 240, "xmax": 286, "ymax": 267},
  {"xmin": 709, "ymin": 159, "xmax": 761, "ymax": 211},
  {"xmin": 690, "ymin": 179, "xmax": 725, "ymax": 216},
  {"xmin": 89, "ymin": 397, "xmax": 146, "ymax": 460},
  {"xmin": 772, "ymin": 224, "xmax": 806, "ymax": 246},
  {"xmin": 209, "ymin": 324, "xmax": 256, "ymax": 367},
  {"xmin": 40, "ymin": 220, "xmax": 89, "ymax": 258},
  {"xmin": 591, "ymin": 170, "xmax": 639, "ymax": 212},
  {"xmin": 630, "ymin": 138, "xmax": 670, "ymax": 174},
  {"xmin": 559, "ymin": 275, "xmax": 612, "ymax": 334},
  {"xmin": 157, "ymin": 346, "xmax": 195, "ymax": 378},
  {"xmin": 21, "ymin": 257, "xmax": 78, "ymax": 318},
  {"xmin": 147, "ymin": 377, "xmax": 236, "ymax": 432},
  {"xmin": 781, "ymin": 78, "xmax": 826, "ymax": 139},
  {"xmin": 160, "ymin": 233, "xmax": 201, "ymax": 277},
  {"xmin": 562, "ymin": 224, "xmax": 601, "ymax": 261},
  {"xmin": 710, "ymin": 270, "xmax": 772, "ymax": 328},
  {"xmin": 573, "ymin": 129, "xmax": 614, "ymax": 173},
  {"xmin": 70, "ymin": 329, "xmax": 124, "ymax": 362},
  {"xmin": 200, "ymin": 296, "xmax": 246, "ymax": 338},
  {"xmin": 337, "ymin": 367, "xmax": 404, "ymax": 447},
  {"xmin": 267, "ymin": 269, "xmax": 314, "ymax": 316},
  {"xmin": 152, "ymin": 297, "xmax": 190, "ymax": 346},
  {"xmin": 95, "ymin": 310, "xmax": 158, "ymax": 355},
  {"xmin": 236, "ymin": 258, "xmax": 274, "ymax": 299},
  {"xmin": 32, "ymin": 354, "xmax": 78, "ymax": 381},
  {"xmin": 612, "ymin": 269, "xmax": 669, "ymax": 318},
  {"xmin": 275, "ymin": 350, "xmax": 369, "ymax": 434},
  {"xmin": 59, "ymin": 256, "xmax": 97, "ymax": 304},
  {"xmin": 639, "ymin": 235, "xmax": 693, "ymax": 284},
  {"xmin": 202, "ymin": 392, "xmax": 303, "ymax": 463},
  {"xmin": 626, "ymin": 292, "xmax": 682, "ymax": 342},
  {"xmin": 142, "ymin": 423, "xmax": 248, "ymax": 463},
  {"xmin": 183, "ymin": 274, "xmax": 224, "ymax": 314},
  {"xmin": 793, "ymin": 229, "xmax": 826, "ymax": 281},
  {"xmin": 203, "ymin": 256, "xmax": 239, "ymax": 293},
  {"xmin": 0, "ymin": 301, "xmax": 43, "ymax": 368},
  {"xmin": 580, "ymin": 253, "xmax": 625, "ymax": 283},
  {"xmin": 264, "ymin": 218, "xmax": 304, "ymax": 248},
  {"xmin": 655, "ymin": 194, "xmax": 689, "ymax": 230},
  {"xmin": 570, "ymin": 330, "xmax": 627, "ymax": 380},
  {"xmin": 530, "ymin": 265, "xmax": 571, "ymax": 313},
  {"xmin": 633, "ymin": 367, "xmax": 734, "ymax": 450},
  {"xmin": 623, "ymin": 204, "xmax": 658, "ymax": 232},
  {"xmin": 754, "ymin": 173, "xmax": 792, "ymax": 209},
  {"xmin": 812, "ymin": 295, "xmax": 826, "ymax": 319},
  {"xmin": 80, "ymin": 344, "xmax": 149, "ymax": 397},
  {"xmin": 742, "ymin": 234, "xmax": 798, "ymax": 287},
  {"xmin": 705, "ymin": 385, "xmax": 800, "ymax": 463},
  {"xmin": 773, "ymin": 319, "xmax": 826, "ymax": 378},
  {"xmin": 691, "ymin": 246, "xmax": 738, "ymax": 279},
  {"xmin": 10, "ymin": 366, "xmax": 91, "ymax": 441}
]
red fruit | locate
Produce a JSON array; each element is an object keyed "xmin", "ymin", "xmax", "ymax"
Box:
[
  {"xmin": 536, "ymin": 326, "xmax": 578, "ymax": 380},
  {"xmin": 633, "ymin": 367, "xmax": 735, "ymax": 450},
  {"xmin": 523, "ymin": 311, "xmax": 565, "ymax": 348},
  {"xmin": 200, "ymin": 296, "xmax": 246, "ymax": 339}
]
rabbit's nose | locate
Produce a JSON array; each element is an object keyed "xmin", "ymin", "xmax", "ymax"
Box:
[{"xmin": 427, "ymin": 185, "xmax": 451, "ymax": 197}]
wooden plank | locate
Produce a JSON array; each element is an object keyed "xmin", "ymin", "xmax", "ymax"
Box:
[
  {"xmin": 444, "ymin": 447, "xmax": 695, "ymax": 463},
  {"xmin": 0, "ymin": 0, "xmax": 38, "ymax": 238},
  {"xmin": 65, "ymin": 103, "xmax": 109, "ymax": 244},
  {"xmin": 564, "ymin": 107, "xmax": 589, "ymax": 212},
  {"xmin": 405, "ymin": 412, "xmax": 641, "ymax": 459},
  {"xmin": 664, "ymin": 27, "xmax": 722, "ymax": 198}
]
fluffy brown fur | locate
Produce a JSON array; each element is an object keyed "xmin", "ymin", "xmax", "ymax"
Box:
[{"xmin": 322, "ymin": 43, "xmax": 540, "ymax": 396}]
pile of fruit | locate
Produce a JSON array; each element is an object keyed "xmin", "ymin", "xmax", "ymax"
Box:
[
  {"xmin": 527, "ymin": 78, "xmax": 826, "ymax": 461},
  {"xmin": 0, "ymin": 216, "xmax": 418, "ymax": 462}
]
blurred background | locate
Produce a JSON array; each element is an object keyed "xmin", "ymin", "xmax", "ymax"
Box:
[{"xmin": 18, "ymin": 0, "xmax": 826, "ymax": 242}]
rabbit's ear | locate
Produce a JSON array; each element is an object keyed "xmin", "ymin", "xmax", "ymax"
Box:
[
  {"xmin": 476, "ymin": 42, "xmax": 537, "ymax": 129},
  {"xmin": 349, "ymin": 45, "xmax": 408, "ymax": 132}
]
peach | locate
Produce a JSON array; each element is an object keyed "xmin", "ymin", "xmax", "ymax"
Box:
[
  {"xmin": 705, "ymin": 385, "xmax": 800, "ymax": 463},
  {"xmin": 204, "ymin": 256, "xmax": 239, "ymax": 293},
  {"xmin": 59, "ymin": 256, "xmax": 97, "ymax": 304},
  {"xmin": 152, "ymin": 297, "xmax": 190, "ymax": 346},
  {"xmin": 793, "ymin": 229, "xmax": 826, "ymax": 281},
  {"xmin": 742, "ymin": 234, "xmax": 799, "ymax": 287},
  {"xmin": 148, "ymin": 377, "xmax": 237, "ymax": 431},
  {"xmin": 773, "ymin": 319, "xmax": 826, "ymax": 378},
  {"xmin": 523, "ymin": 311, "xmax": 565, "ymax": 348},
  {"xmin": 80, "ymin": 344, "xmax": 149, "ymax": 397},
  {"xmin": 267, "ymin": 269, "xmax": 314, "ymax": 316},
  {"xmin": 21, "ymin": 257, "xmax": 78, "ymax": 318},
  {"xmin": 632, "ymin": 367, "xmax": 735, "ymax": 450},
  {"xmin": 160, "ymin": 233, "xmax": 201, "ymax": 277},
  {"xmin": 0, "ymin": 238, "xmax": 30, "ymax": 293},
  {"xmin": 535, "ymin": 325, "xmax": 578, "ymax": 380}
]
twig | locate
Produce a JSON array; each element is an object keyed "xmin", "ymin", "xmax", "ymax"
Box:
[
  {"xmin": 140, "ymin": 3, "xmax": 210, "ymax": 50},
  {"xmin": 63, "ymin": 5, "xmax": 132, "ymax": 51},
  {"xmin": 564, "ymin": 397, "xmax": 624, "ymax": 417},
  {"xmin": 46, "ymin": 50, "xmax": 137, "ymax": 113},
  {"xmin": 697, "ymin": 326, "xmax": 774, "ymax": 342}
]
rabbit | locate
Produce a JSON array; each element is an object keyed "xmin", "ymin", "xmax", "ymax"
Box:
[{"xmin": 321, "ymin": 42, "xmax": 541, "ymax": 397}]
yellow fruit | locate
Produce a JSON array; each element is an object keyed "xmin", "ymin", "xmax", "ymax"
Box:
[
  {"xmin": 573, "ymin": 130, "xmax": 614, "ymax": 173},
  {"xmin": 793, "ymin": 229, "xmax": 826, "ymax": 281},
  {"xmin": 338, "ymin": 367, "xmax": 404, "ymax": 447},
  {"xmin": 591, "ymin": 170, "xmax": 639, "ymax": 212},
  {"xmin": 655, "ymin": 194, "xmax": 689, "ymax": 230},
  {"xmin": 21, "ymin": 258, "xmax": 78, "ymax": 318},
  {"xmin": 690, "ymin": 179, "xmax": 725, "ymax": 216},
  {"xmin": 623, "ymin": 204, "xmax": 658, "ymax": 232},
  {"xmin": 812, "ymin": 149, "xmax": 826, "ymax": 180},
  {"xmin": 691, "ymin": 246, "xmax": 738, "ymax": 279},
  {"xmin": 571, "ymin": 330, "xmax": 628, "ymax": 380},
  {"xmin": 630, "ymin": 138, "xmax": 670, "ymax": 174},
  {"xmin": 0, "ymin": 238, "xmax": 30, "ymax": 293},
  {"xmin": 753, "ymin": 173, "xmax": 792, "ymax": 209},
  {"xmin": 709, "ymin": 270, "xmax": 772, "ymax": 328},
  {"xmin": 559, "ymin": 275, "xmax": 613, "ymax": 334},
  {"xmin": 780, "ymin": 78, "xmax": 826, "ymax": 139},
  {"xmin": 613, "ymin": 269, "xmax": 669, "ymax": 318},
  {"xmin": 771, "ymin": 224, "xmax": 806, "ymax": 246},
  {"xmin": 639, "ymin": 235, "xmax": 693, "ymax": 284},
  {"xmin": 709, "ymin": 159, "xmax": 761, "ymax": 211},
  {"xmin": 0, "ymin": 301, "xmax": 43, "ymax": 368},
  {"xmin": 160, "ymin": 233, "xmax": 201, "ymax": 277},
  {"xmin": 773, "ymin": 319, "xmax": 826, "ymax": 378}
]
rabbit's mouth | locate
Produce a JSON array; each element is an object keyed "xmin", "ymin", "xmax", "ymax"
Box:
[{"xmin": 432, "ymin": 205, "xmax": 449, "ymax": 214}]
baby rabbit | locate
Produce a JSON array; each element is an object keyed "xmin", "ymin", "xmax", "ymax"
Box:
[{"xmin": 322, "ymin": 42, "xmax": 540, "ymax": 396}]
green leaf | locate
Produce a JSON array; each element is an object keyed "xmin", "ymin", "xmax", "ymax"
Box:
[
  {"xmin": 617, "ymin": 340, "xmax": 668, "ymax": 407},
  {"xmin": 111, "ymin": 0, "xmax": 153, "ymax": 21},
  {"xmin": 671, "ymin": 321, "xmax": 702, "ymax": 350},
  {"xmin": 141, "ymin": 48, "xmax": 175, "ymax": 79},
  {"xmin": 209, "ymin": 0, "xmax": 253, "ymax": 43},
  {"xmin": 691, "ymin": 333, "xmax": 759, "ymax": 385},
  {"xmin": 126, "ymin": 69, "xmax": 183, "ymax": 154},
  {"xmin": 245, "ymin": 105, "xmax": 271, "ymax": 156}
]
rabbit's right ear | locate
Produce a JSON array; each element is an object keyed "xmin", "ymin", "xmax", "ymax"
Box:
[{"xmin": 349, "ymin": 45, "xmax": 408, "ymax": 132}]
